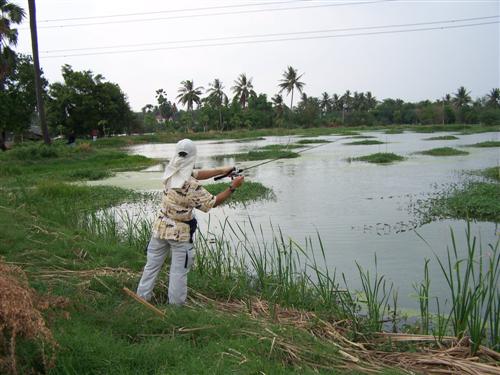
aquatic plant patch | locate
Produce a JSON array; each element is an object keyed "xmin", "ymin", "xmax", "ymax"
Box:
[
  {"xmin": 466, "ymin": 141, "xmax": 500, "ymax": 148},
  {"xmin": 384, "ymin": 128, "xmax": 404, "ymax": 134},
  {"xmin": 296, "ymin": 139, "xmax": 332, "ymax": 144},
  {"xmin": 348, "ymin": 135, "xmax": 377, "ymax": 139},
  {"xmin": 418, "ymin": 147, "xmax": 468, "ymax": 156},
  {"xmin": 348, "ymin": 153, "xmax": 405, "ymax": 164},
  {"xmin": 416, "ymin": 182, "xmax": 500, "ymax": 223},
  {"xmin": 423, "ymin": 136, "xmax": 459, "ymax": 141},
  {"xmin": 344, "ymin": 140, "xmax": 385, "ymax": 145},
  {"xmin": 204, "ymin": 181, "xmax": 275, "ymax": 204},
  {"xmin": 481, "ymin": 166, "xmax": 500, "ymax": 182},
  {"xmin": 257, "ymin": 144, "xmax": 302, "ymax": 151},
  {"xmin": 215, "ymin": 149, "xmax": 300, "ymax": 161}
]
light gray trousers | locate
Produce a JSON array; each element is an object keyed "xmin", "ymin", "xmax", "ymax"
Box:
[{"xmin": 136, "ymin": 236, "xmax": 194, "ymax": 305}]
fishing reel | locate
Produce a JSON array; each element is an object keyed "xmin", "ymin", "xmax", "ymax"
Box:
[{"xmin": 214, "ymin": 166, "xmax": 243, "ymax": 181}]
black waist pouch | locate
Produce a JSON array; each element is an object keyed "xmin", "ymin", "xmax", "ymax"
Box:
[{"xmin": 183, "ymin": 218, "xmax": 198, "ymax": 243}]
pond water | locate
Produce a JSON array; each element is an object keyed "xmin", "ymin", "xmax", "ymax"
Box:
[{"xmin": 88, "ymin": 130, "xmax": 499, "ymax": 310}]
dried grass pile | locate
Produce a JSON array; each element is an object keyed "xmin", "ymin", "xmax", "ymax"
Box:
[{"xmin": 0, "ymin": 261, "xmax": 60, "ymax": 375}]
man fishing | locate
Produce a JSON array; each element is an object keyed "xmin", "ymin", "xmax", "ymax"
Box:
[{"xmin": 137, "ymin": 138, "xmax": 244, "ymax": 305}]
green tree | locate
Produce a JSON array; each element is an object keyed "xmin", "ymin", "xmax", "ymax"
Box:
[
  {"xmin": 47, "ymin": 65, "xmax": 134, "ymax": 137},
  {"xmin": 278, "ymin": 66, "xmax": 305, "ymax": 109},
  {"xmin": 231, "ymin": 73, "xmax": 255, "ymax": 109},
  {"xmin": 0, "ymin": 54, "xmax": 45, "ymax": 143},
  {"xmin": 176, "ymin": 80, "xmax": 203, "ymax": 131},
  {"xmin": 206, "ymin": 78, "xmax": 228, "ymax": 131}
]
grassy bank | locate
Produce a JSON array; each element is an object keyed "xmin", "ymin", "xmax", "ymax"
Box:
[
  {"xmin": 348, "ymin": 153, "xmax": 405, "ymax": 164},
  {"xmin": 467, "ymin": 141, "xmax": 500, "ymax": 148}
]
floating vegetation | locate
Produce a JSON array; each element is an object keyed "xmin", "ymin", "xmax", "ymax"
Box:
[
  {"xmin": 257, "ymin": 144, "xmax": 302, "ymax": 151},
  {"xmin": 384, "ymin": 128, "xmax": 404, "ymax": 134},
  {"xmin": 348, "ymin": 153, "xmax": 405, "ymax": 164},
  {"xmin": 481, "ymin": 166, "xmax": 500, "ymax": 182},
  {"xmin": 348, "ymin": 135, "xmax": 377, "ymax": 139},
  {"xmin": 204, "ymin": 181, "xmax": 275, "ymax": 204},
  {"xmin": 423, "ymin": 136, "xmax": 459, "ymax": 141},
  {"xmin": 344, "ymin": 140, "xmax": 385, "ymax": 145},
  {"xmin": 295, "ymin": 139, "xmax": 331, "ymax": 144},
  {"xmin": 418, "ymin": 147, "xmax": 469, "ymax": 156},
  {"xmin": 215, "ymin": 149, "xmax": 300, "ymax": 161},
  {"xmin": 467, "ymin": 141, "xmax": 500, "ymax": 148}
]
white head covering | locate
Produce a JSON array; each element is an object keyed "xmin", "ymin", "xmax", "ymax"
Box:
[{"xmin": 162, "ymin": 139, "xmax": 197, "ymax": 189}]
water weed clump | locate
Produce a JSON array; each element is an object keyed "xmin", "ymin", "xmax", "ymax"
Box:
[
  {"xmin": 204, "ymin": 181, "xmax": 275, "ymax": 204},
  {"xmin": 215, "ymin": 149, "xmax": 300, "ymax": 162},
  {"xmin": 467, "ymin": 141, "xmax": 500, "ymax": 148},
  {"xmin": 418, "ymin": 147, "xmax": 469, "ymax": 156},
  {"xmin": 348, "ymin": 153, "xmax": 405, "ymax": 164},
  {"xmin": 421, "ymin": 182, "xmax": 500, "ymax": 223},
  {"xmin": 423, "ymin": 136, "xmax": 459, "ymax": 141},
  {"xmin": 481, "ymin": 166, "xmax": 500, "ymax": 182},
  {"xmin": 296, "ymin": 139, "xmax": 332, "ymax": 144},
  {"xmin": 344, "ymin": 140, "xmax": 385, "ymax": 146},
  {"xmin": 257, "ymin": 143, "xmax": 302, "ymax": 151}
]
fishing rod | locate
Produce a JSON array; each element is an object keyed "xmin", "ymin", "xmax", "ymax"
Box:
[{"xmin": 213, "ymin": 136, "xmax": 350, "ymax": 181}]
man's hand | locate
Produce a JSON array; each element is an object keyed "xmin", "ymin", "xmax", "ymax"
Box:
[{"xmin": 231, "ymin": 175, "xmax": 244, "ymax": 189}]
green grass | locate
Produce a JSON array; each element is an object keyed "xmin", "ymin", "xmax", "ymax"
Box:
[
  {"xmin": 426, "ymin": 182, "xmax": 500, "ymax": 222},
  {"xmin": 348, "ymin": 135, "xmax": 377, "ymax": 139},
  {"xmin": 204, "ymin": 181, "xmax": 275, "ymax": 204},
  {"xmin": 257, "ymin": 143, "xmax": 302, "ymax": 151},
  {"xmin": 349, "ymin": 153, "xmax": 405, "ymax": 164},
  {"xmin": 384, "ymin": 128, "xmax": 404, "ymax": 134},
  {"xmin": 423, "ymin": 135, "xmax": 459, "ymax": 141},
  {"xmin": 481, "ymin": 166, "xmax": 500, "ymax": 182},
  {"xmin": 418, "ymin": 147, "xmax": 469, "ymax": 156},
  {"xmin": 466, "ymin": 141, "xmax": 500, "ymax": 148},
  {"xmin": 216, "ymin": 149, "xmax": 300, "ymax": 161},
  {"xmin": 344, "ymin": 140, "xmax": 385, "ymax": 145},
  {"xmin": 296, "ymin": 139, "xmax": 332, "ymax": 144}
]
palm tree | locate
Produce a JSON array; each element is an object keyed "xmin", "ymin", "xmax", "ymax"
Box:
[
  {"xmin": 319, "ymin": 92, "xmax": 331, "ymax": 115},
  {"xmin": 1, "ymin": 0, "xmax": 25, "ymax": 150},
  {"xmin": 176, "ymin": 80, "xmax": 203, "ymax": 132},
  {"xmin": 206, "ymin": 78, "xmax": 228, "ymax": 130},
  {"xmin": 271, "ymin": 93, "xmax": 285, "ymax": 123},
  {"xmin": 231, "ymin": 73, "xmax": 255, "ymax": 109},
  {"xmin": 365, "ymin": 91, "xmax": 377, "ymax": 110},
  {"xmin": 278, "ymin": 66, "xmax": 305, "ymax": 109},
  {"xmin": 452, "ymin": 86, "xmax": 471, "ymax": 109},
  {"xmin": 0, "ymin": 0, "xmax": 25, "ymax": 81},
  {"xmin": 486, "ymin": 88, "xmax": 500, "ymax": 107}
]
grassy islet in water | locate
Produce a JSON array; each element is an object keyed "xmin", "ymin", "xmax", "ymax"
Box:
[
  {"xmin": 423, "ymin": 135, "xmax": 459, "ymax": 141},
  {"xmin": 418, "ymin": 147, "xmax": 468, "ymax": 156},
  {"xmin": 344, "ymin": 140, "xmax": 385, "ymax": 145},
  {"xmin": 349, "ymin": 152, "xmax": 405, "ymax": 164}
]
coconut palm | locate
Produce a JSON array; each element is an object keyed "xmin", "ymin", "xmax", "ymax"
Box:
[
  {"xmin": 206, "ymin": 78, "xmax": 228, "ymax": 131},
  {"xmin": 231, "ymin": 73, "xmax": 255, "ymax": 109},
  {"xmin": 271, "ymin": 93, "xmax": 285, "ymax": 121},
  {"xmin": 278, "ymin": 66, "xmax": 305, "ymax": 109},
  {"xmin": 365, "ymin": 91, "xmax": 377, "ymax": 110},
  {"xmin": 452, "ymin": 86, "xmax": 471, "ymax": 109},
  {"xmin": 176, "ymin": 80, "xmax": 203, "ymax": 131},
  {"xmin": 0, "ymin": 0, "xmax": 25, "ymax": 81},
  {"xmin": 486, "ymin": 88, "xmax": 500, "ymax": 107},
  {"xmin": 319, "ymin": 92, "xmax": 331, "ymax": 115}
]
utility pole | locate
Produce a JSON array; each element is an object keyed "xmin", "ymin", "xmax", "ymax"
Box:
[{"xmin": 28, "ymin": 0, "xmax": 50, "ymax": 145}]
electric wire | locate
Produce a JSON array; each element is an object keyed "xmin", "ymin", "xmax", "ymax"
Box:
[
  {"xmin": 41, "ymin": 20, "xmax": 499, "ymax": 59},
  {"xmin": 28, "ymin": 0, "xmax": 396, "ymax": 29},
  {"xmin": 40, "ymin": 15, "xmax": 499, "ymax": 54},
  {"xmin": 37, "ymin": 0, "xmax": 307, "ymax": 22}
]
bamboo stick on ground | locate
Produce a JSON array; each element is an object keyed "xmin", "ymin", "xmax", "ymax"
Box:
[{"xmin": 123, "ymin": 287, "xmax": 166, "ymax": 318}]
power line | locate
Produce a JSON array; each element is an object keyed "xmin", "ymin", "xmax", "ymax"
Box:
[
  {"xmin": 38, "ymin": 0, "xmax": 306, "ymax": 22},
  {"xmin": 40, "ymin": 15, "xmax": 499, "ymax": 54},
  {"xmin": 28, "ymin": 0, "xmax": 396, "ymax": 29},
  {"xmin": 41, "ymin": 20, "xmax": 499, "ymax": 59}
]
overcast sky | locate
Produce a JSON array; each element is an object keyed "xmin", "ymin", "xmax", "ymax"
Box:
[{"xmin": 13, "ymin": 0, "xmax": 500, "ymax": 111}]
